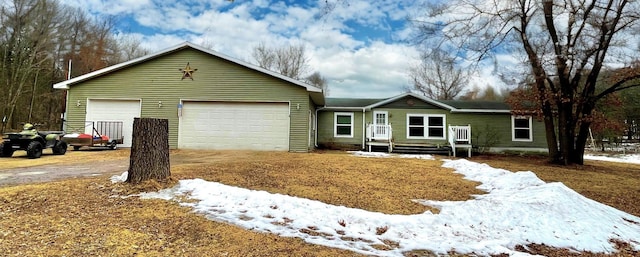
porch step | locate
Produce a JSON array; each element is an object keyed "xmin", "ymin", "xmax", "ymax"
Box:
[{"xmin": 392, "ymin": 145, "xmax": 452, "ymax": 155}]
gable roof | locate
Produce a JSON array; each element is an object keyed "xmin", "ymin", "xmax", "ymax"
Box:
[
  {"xmin": 52, "ymin": 42, "xmax": 324, "ymax": 104},
  {"xmin": 321, "ymin": 92, "xmax": 511, "ymax": 113},
  {"xmin": 364, "ymin": 93, "xmax": 457, "ymax": 110}
]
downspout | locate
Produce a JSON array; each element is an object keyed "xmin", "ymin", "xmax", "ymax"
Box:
[
  {"xmin": 362, "ymin": 108, "xmax": 366, "ymax": 150},
  {"xmin": 62, "ymin": 90, "xmax": 69, "ymax": 132},
  {"xmin": 314, "ymin": 107, "xmax": 322, "ymax": 148},
  {"xmin": 308, "ymin": 109, "xmax": 312, "ymax": 150}
]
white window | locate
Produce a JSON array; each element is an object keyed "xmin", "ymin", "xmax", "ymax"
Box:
[
  {"xmin": 512, "ymin": 116, "xmax": 533, "ymax": 142},
  {"xmin": 334, "ymin": 112, "xmax": 354, "ymax": 137},
  {"xmin": 407, "ymin": 114, "xmax": 446, "ymax": 139}
]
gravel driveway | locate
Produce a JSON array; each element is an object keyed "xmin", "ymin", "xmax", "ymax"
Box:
[
  {"xmin": 0, "ymin": 154, "xmax": 129, "ymax": 187},
  {"xmin": 0, "ymin": 149, "xmax": 244, "ymax": 187}
]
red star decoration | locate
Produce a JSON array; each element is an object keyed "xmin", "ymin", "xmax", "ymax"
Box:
[{"xmin": 179, "ymin": 62, "xmax": 197, "ymax": 80}]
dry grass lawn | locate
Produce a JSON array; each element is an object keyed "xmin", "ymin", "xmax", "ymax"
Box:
[{"xmin": 0, "ymin": 150, "xmax": 638, "ymax": 257}]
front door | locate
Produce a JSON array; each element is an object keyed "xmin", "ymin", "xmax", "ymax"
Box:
[{"xmin": 373, "ymin": 111, "xmax": 388, "ymax": 139}]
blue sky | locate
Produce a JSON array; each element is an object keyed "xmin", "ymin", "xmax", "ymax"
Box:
[{"xmin": 59, "ymin": 0, "xmax": 507, "ymax": 98}]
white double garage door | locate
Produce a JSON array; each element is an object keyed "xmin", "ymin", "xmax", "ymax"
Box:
[{"xmin": 86, "ymin": 99, "xmax": 290, "ymax": 151}]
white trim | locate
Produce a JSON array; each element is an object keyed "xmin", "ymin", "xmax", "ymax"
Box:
[
  {"xmin": 512, "ymin": 115, "xmax": 533, "ymax": 142},
  {"xmin": 406, "ymin": 114, "xmax": 446, "ymax": 140},
  {"xmin": 373, "ymin": 111, "xmax": 388, "ymax": 126},
  {"xmin": 320, "ymin": 107, "xmax": 369, "ymax": 111},
  {"xmin": 407, "ymin": 114, "xmax": 425, "ymax": 139},
  {"xmin": 334, "ymin": 112, "xmax": 354, "ymax": 138},
  {"xmin": 451, "ymin": 109, "xmax": 511, "ymax": 113}
]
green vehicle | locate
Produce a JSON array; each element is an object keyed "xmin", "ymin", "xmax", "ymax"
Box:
[{"xmin": 0, "ymin": 123, "xmax": 67, "ymax": 159}]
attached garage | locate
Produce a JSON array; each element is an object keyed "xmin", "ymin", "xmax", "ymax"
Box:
[
  {"xmin": 53, "ymin": 42, "xmax": 324, "ymax": 152},
  {"xmin": 85, "ymin": 99, "xmax": 141, "ymax": 147},
  {"xmin": 179, "ymin": 101, "xmax": 290, "ymax": 151}
]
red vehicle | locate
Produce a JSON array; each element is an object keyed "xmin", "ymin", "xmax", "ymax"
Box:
[{"xmin": 62, "ymin": 121, "xmax": 123, "ymax": 150}]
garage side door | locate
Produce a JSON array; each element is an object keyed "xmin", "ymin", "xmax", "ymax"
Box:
[
  {"xmin": 86, "ymin": 99, "xmax": 141, "ymax": 147},
  {"xmin": 179, "ymin": 102, "xmax": 290, "ymax": 151}
]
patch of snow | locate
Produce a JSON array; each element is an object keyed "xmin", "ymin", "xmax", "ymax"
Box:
[
  {"xmin": 17, "ymin": 171, "xmax": 47, "ymax": 176},
  {"xmin": 137, "ymin": 157, "xmax": 640, "ymax": 256},
  {"xmin": 351, "ymin": 151, "xmax": 435, "ymax": 160},
  {"xmin": 110, "ymin": 171, "xmax": 128, "ymax": 183},
  {"xmin": 584, "ymin": 154, "xmax": 640, "ymax": 164}
]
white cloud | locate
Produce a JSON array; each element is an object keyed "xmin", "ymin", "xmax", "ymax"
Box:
[
  {"xmin": 56, "ymin": 0, "xmax": 451, "ymax": 98},
  {"xmin": 60, "ymin": 0, "xmax": 151, "ymax": 15},
  {"xmin": 140, "ymin": 34, "xmax": 191, "ymax": 52},
  {"xmin": 321, "ymin": 0, "xmax": 407, "ymax": 29},
  {"xmin": 312, "ymin": 41, "xmax": 419, "ymax": 97}
]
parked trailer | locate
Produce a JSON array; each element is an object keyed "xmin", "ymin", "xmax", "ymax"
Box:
[{"xmin": 62, "ymin": 121, "xmax": 123, "ymax": 150}]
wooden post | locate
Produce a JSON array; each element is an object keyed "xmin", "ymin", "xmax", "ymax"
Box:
[{"xmin": 126, "ymin": 118, "xmax": 170, "ymax": 184}]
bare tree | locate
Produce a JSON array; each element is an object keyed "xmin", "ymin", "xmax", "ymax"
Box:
[
  {"xmin": 252, "ymin": 42, "xmax": 310, "ymax": 80},
  {"xmin": 0, "ymin": 0, "xmax": 65, "ymax": 129},
  {"xmin": 459, "ymin": 84, "xmax": 506, "ymax": 101},
  {"xmin": 0, "ymin": 0, "xmax": 148, "ymax": 131},
  {"xmin": 414, "ymin": 0, "xmax": 640, "ymax": 165},
  {"xmin": 118, "ymin": 35, "xmax": 149, "ymax": 61},
  {"xmin": 305, "ymin": 71, "xmax": 329, "ymax": 95},
  {"xmin": 252, "ymin": 42, "xmax": 275, "ymax": 72},
  {"xmin": 409, "ymin": 50, "xmax": 468, "ymax": 100}
]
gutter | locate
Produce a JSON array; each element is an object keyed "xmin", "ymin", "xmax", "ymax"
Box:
[{"xmin": 450, "ymin": 109, "xmax": 511, "ymax": 114}]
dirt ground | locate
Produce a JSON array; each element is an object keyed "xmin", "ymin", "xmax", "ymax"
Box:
[
  {"xmin": 0, "ymin": 148, "xmax": 270, "ymax": 187},
  {"xmin": 0, "ymin": 149, "xmax": 129, "ymax": 187}
]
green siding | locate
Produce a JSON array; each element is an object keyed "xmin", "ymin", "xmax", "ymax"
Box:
[
  {"xmin": 317, "ymin": 110, "xmax": 364, "ymax": 149},
  {"xmin": 366, "ymin": 109, "xmax": 547, "ymax": 148},
  {"xmin": 66, "ymin": 48, "xmax": 313, "ymax": 152},
  {"xmin": 446, "ymin": 112, "xmax": 547, "ymax": 149},
  {"xmin": 318, "ymin": 108, "xmax": 547, "ymax": 151}
]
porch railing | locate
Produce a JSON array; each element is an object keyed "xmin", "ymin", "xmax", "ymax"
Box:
[
  {"xmin": 366, "ymin": 124, "xmax": 392, "ymax": 141},
  {"xmin": 448, "ymin": 125, "xmax": 472, "ymax": 157}
]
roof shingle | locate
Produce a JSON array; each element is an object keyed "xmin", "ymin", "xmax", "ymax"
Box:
[{"xmin": 324, "ymin": 98, "xmax": 388, "ymax": 108}]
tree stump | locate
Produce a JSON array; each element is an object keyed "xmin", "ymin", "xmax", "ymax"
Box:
[{"xmin": 126, "ymin": 118, "xmax": 170, "ymax": 184}]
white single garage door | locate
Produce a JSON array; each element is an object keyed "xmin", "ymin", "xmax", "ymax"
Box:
[
  {"xmin": 179, "ymin": 102, "xmax": 290, "ymax": 151},
  {"xmin": 86, "ymin": 99, "xmax": 141, "ymax": 147}
]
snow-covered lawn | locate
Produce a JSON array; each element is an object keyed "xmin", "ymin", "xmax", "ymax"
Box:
[{"xmin": 115, "ymin": 152, "xmax": 640, "ymax": 256}]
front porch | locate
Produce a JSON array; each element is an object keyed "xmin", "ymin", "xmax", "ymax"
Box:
[{"xmin": 365, "ymin": 124, "xmax": 472, "ymax": 157}]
